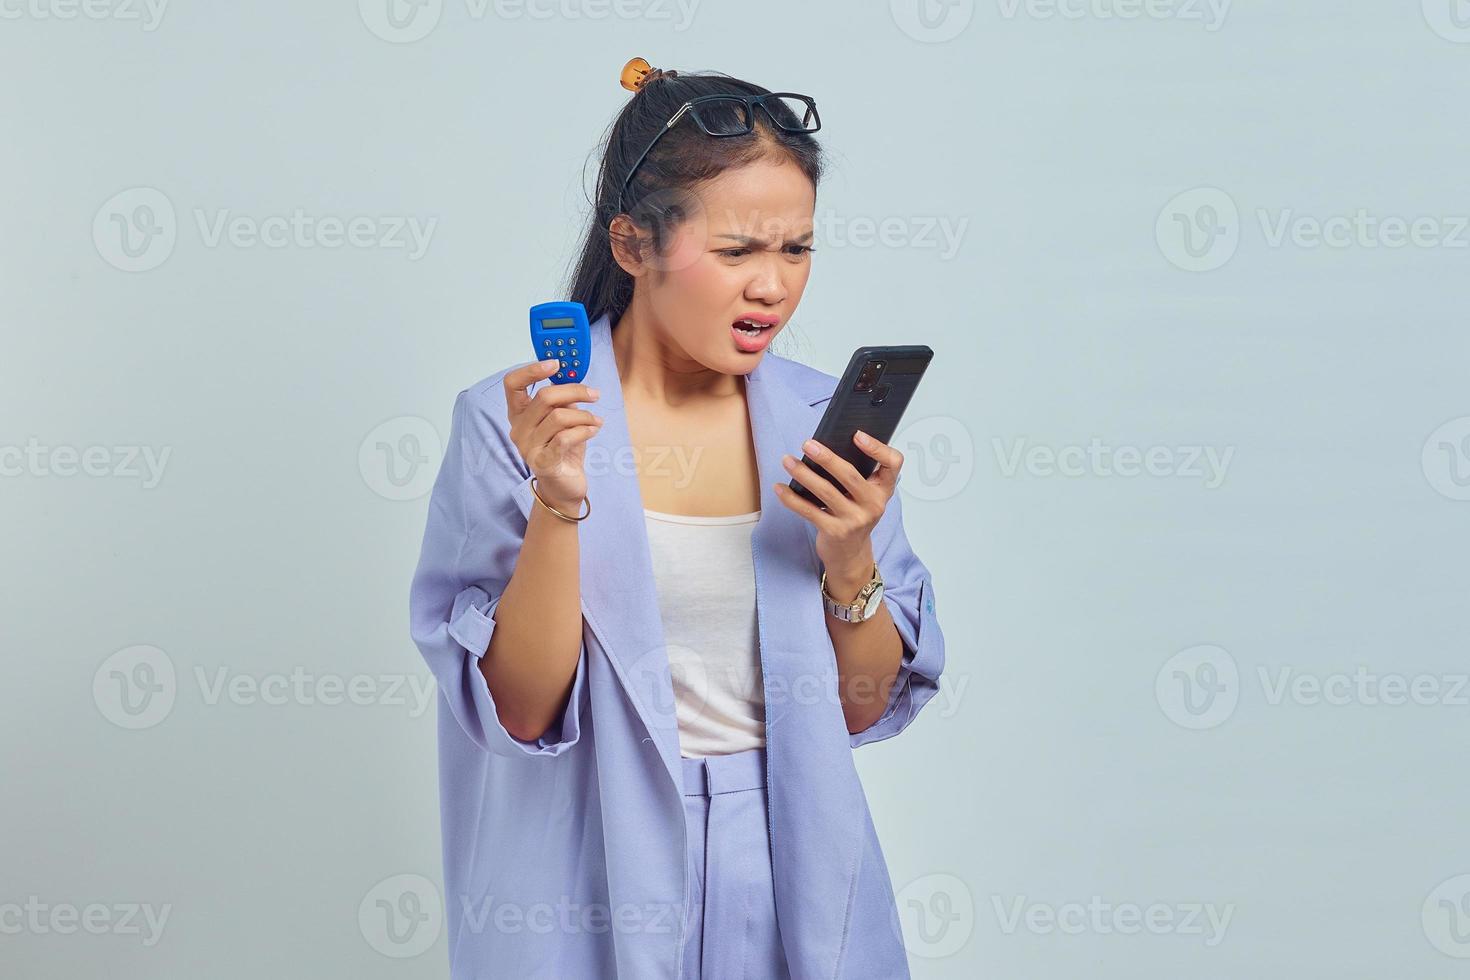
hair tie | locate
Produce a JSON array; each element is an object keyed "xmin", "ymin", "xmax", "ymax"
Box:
[{"xmin": 620, "ymin": 57, "xmax": 677, "ymax": 94}]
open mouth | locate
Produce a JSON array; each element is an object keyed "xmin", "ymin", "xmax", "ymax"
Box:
[
  {"xmin": 732, "ymin": 317, "xmax": 775, "ymax": 336},
  {"xmin": 731, "ymin": 316, "xmax": 778, "ymax": 352}
]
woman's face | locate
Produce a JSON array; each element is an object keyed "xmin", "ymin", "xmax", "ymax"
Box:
[{"xmin": 618, "ymin": 157, "xmax": 816, "ymax": 375}]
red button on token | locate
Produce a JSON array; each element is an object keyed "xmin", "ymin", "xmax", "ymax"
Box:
[{"xmin": 567, "ymin": 369, "xmax": 577, "ymax": 378}]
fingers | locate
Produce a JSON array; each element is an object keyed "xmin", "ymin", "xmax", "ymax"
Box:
[
  {"xmin": 852, "ymin": 430, "xmax": 903, "ymax": 493},
  {"xmin": 772, "ymin": 480, "xmax": 830, "ymax": 524},
  {"xmin": 503, "ymin": 358, "xmax": 562, "ymax": 415},
  {"xmin": 791, "ymin": 435, "xmax": 893, "ymax": 506},
  {"xmin": 795, "ymin": 439, "xmax": 868, "ymax": 501},
  {"xmin": 525, "ymin": 405, "xmax": 604, "ymax": 467},
  {"xmin": 781, "ymin": 454, "xmax": 854, "ymax": 514},
  {"xmin": 507, "ymin": 366, "xmax": 599, "ymax": 438}
]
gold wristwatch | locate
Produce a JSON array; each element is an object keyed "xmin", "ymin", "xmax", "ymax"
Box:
[{"xmin": 820, "ymin": 562, "xmax": 884, "ymax": 623}]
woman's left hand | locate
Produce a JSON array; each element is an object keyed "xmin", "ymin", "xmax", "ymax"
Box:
[{"xmin": 774, "ymin": 430, "xmax": 903, "ymax": 578}]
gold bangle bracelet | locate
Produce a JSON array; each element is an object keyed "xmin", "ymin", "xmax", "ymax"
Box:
[{"xmin": 530, "ymin": 477, "xmax": 591, "ymax": 522}]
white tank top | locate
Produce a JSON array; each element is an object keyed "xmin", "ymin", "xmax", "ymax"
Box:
[{"xmin": 642, "ymin": 507, "xmax": 766, "ymax": 758}]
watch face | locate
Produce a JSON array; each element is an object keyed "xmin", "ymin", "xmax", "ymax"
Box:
[{"xmin": 862, "ymin": 583, "xmax": 884, "ymax": 620}]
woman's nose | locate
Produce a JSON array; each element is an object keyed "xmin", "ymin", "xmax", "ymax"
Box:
[{"xmin": 745, "ymin": 262, "xmax": 787, "ymax": 303}]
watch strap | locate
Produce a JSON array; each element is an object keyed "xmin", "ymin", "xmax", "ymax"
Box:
[{"xmin": 821, "ymin": 562, "xmax": 882, "ymax": 622}]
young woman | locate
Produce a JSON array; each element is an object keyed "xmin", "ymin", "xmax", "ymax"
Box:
[{"xmin": 409, "ymin": 58, "xmax": 946, "ymax": 980}]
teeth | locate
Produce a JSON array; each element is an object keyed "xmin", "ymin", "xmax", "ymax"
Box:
[{"xmin": 735, "ymin": 319, "xmax": 769, "ymax": 332}]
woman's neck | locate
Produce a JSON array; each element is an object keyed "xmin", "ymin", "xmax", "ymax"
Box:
[{"xmin": 611, "ymin": 304, "xmax": 742, "ymax": 407}]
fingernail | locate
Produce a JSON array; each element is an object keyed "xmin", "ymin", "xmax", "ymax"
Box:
[
  {"xmin": 803, "ymin": 439, "xmax": 822, "ymax": 455},
  {"xmin": 854, "ymin": 430, "xmax": 868, "ymax": 444},
  {"xmin": 588, "ymin": 388, "xmax": 600, "ymax": 398}
]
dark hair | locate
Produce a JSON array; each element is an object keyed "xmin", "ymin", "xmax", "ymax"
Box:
[{"xmin": 564, "ymin": 68, "xmax": 826, "ymax": 329}]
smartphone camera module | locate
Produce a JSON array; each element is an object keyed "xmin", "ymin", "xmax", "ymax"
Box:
[{"xmin": 854, "ymin": 359, "xmax": 885, "ymax": 393}]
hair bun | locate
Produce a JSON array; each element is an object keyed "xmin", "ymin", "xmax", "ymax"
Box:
[{"xmin": 620, "ymin": 57, "xmax": 677, "ymax": 93}]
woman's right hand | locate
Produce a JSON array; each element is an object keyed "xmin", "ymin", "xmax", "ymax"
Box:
[{"xmin": 503, "ymin": 358, "xmax": 603, "ymax": 511}]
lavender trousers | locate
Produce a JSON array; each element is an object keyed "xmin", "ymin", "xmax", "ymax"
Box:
[{"xmin": 679, "ymin": 746, "xmax": 791, "ymax": 980}]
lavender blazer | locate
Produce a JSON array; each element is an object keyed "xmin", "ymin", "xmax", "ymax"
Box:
[{"xmin": 408, "ymin": 312, "xmax": 946, "ymax": 979}]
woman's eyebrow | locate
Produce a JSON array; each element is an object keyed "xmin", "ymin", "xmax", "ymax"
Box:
[{"xmin": 714, "ymin": 230, "xmax": 816, "ymax": 246}]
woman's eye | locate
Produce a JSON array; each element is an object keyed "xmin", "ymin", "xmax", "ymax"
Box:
[{"xmin": 718, "ymin": 245, "xmax": 814, "ymax": 258}]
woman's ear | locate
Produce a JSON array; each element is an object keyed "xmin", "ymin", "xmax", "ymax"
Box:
[{"xmin": 608, "ymin": 215, "xmax": 648, "ymax": 278}]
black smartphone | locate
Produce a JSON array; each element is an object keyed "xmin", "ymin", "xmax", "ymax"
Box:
[{"xmin": 788, "ymin": 345, "xmax": 934, "ymax": 509}]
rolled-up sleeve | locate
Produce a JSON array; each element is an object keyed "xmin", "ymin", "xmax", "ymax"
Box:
[
  {"xmin": 848, "ymin": 489, "xmax": 946, "ymax": 749},
  {"xmin": 409, "ymin": 387, "xmax": 588, "ymax": 758}
]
